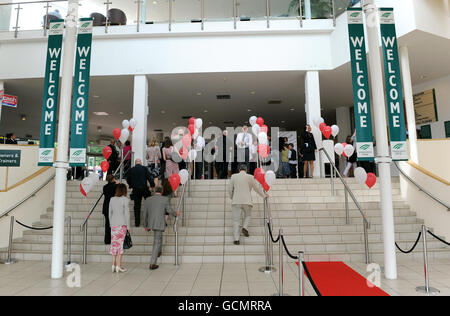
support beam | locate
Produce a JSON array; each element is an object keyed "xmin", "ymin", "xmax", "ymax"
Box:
[
  {"xmin": 399, "ymin": 46, "xmax": 419, "ymax": 164},
  {"xmin": 363, "ymin": 0, "xmax": 397, "ymax": 280},
  {"xmin": 131, "ymin": 75, "xmax": 149, "ymax": 165},
  {"xmin": 305, "ymin": 71, "xmax": 323, "ymax": 178},
  {"xmin": 51, "ymin": 0, "xmax": 78, "ymax": 280}
]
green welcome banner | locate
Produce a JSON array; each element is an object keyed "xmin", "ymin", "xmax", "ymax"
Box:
[
  {"xmin": 380, "ymin": 8, "xmax": 408, "ymax": 161},
  {"xmin": 38, "ymin": 20, "xmax": 64, "ymax": 166},
  {"xmin": 347, "ymin": 8, "xmax": 374, "ymax": 161},
  {"xmin": 69, "ymin": 18, "xmax": 93, "ymax": 166}
]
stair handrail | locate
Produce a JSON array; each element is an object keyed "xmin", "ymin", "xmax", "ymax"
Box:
[
  {"xmin": 174, "ymin": 170, "xmax": 189, "ymax": 266},
  {"xmin": 393, "ymin": 162, "xmax": 450, "ymax": 210},
  {"xmin": 319, "ymin": 147, "xmax": 371, "ymax": 264},
  {"xmin": 0, "ymin": 173, "xmax": 55, "ymax": 220},
  {"xmin": 80, "ymin": 149, "xmax": 132, "ymax": 231}
]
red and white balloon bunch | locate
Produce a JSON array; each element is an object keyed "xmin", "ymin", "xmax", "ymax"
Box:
[
  {"xmin": 354, "ymin": 167, "xmax": 377, "ymax": 189},
  {"xmin": 80, "ymin": 173, "xmax": 100, "ymax": 197},
  {"xmin": 254, "ymin": 168, "xmax": 275, "ymax": 192},
  {"xmin": 181, "ymin": 117, "xmax": 205, "ymax": 161},
  {"xmin": 249, "ymin": 116, "xmax": 270, "ymax": 159},
  {"xmin": 334, "ymin": 142, "xmax": 355, "ymax": 158},
  {"xmin": 312, "ymin": 117, "xmax": 340, "ymax": 140}
]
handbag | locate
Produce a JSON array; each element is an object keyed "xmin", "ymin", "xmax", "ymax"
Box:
[{"xmin": 123, "ymin": 231, "xmax": 133, "ymax": 250}]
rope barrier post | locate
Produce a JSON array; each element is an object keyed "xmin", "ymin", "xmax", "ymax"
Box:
[
  {"xmin": 0, "ymin": 216, "xmax": 17, "ymax": 265},
  {"xmin": 272, "ymin": 229, "xmax": 289, "ymax": 296},
  {"xmin": 269, "ymin": 220, "xmax": 274, "ymax": 266},
  {"xmin": 82, "ymin": 222, "xmax": 88, "ymax": 265},
  {"xmin": 259, "ymin": 198, "xmax": 275, "ymax": 274},
  {"xmin": 298, "ymin": 251, "xmax": 304, "ymax": 296},
  {"xmin": 416, "ymin": 225, "xmax": 440, "ymax": 294}
]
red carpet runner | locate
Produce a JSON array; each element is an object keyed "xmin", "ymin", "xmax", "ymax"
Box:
[{"xmin": 298, "ymin": 262, "xmax": 389, "ymax": 296}]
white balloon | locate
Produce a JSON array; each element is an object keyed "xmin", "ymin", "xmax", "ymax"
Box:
[
  {"xmin": 195, "ymin": 118, "xmax": 203, "ymax": 129},
  {"xmin": 88, "ymin": 172, "xmax": 99, "ymax": 185},
  {"xmin": 119, "ymin": 128, "xmax": 130, "ymax": 144},
  {"xmin": 122, "ymin": 120, "xmax": 130, "ymax": 129},
  {"xmin": 129, "ymin": 118, "xmax": 137, "ymax": 130},
  {"xmin": 258, "ymin": 132, "xmax": 268, "ymax": 144},
  {"xmin": 188, "ymin": 149, "xmax": 197, "ymax": 161},
  {"xmin": 354, "ymin": 167, "xmax": 368, "ymax": 185},
  {"xmin": 80, "ymin": 177, "xmax": 94, "ymax": 196},
  {"xmin": 331, "ymin": 125, "xmax": 339, "ymax": 137},
  {"xmin": 252, "ymin": 124, "xmax": 260, "ymax": 136},
  {"xmin": 265, "ymin": 170, "xmax": 276, "ymax": 187},
  {"xmin": 179, "ymin": 169, "xmax": 189, "ymax": 185},
  {"xmin": 343, "ymin": 144, "xmax": 355, "ymax": 157},
  {"xmin": 249, "ymin": 116, "xmax": 257, "ymax": 126},
  {"xmin": 196, "ymin": 136, "xmax": 206, "ymax": 149},
  {"xmin": 334, "ymin": 143, "xmax": 344, "ymax": 156},
  {"xmin": 193, "ymin": 129, "xmax": 199, "ymax": 140},
  {"xmin": 313, "ymin": 117, "xmax": 324, "ymax": 127}
]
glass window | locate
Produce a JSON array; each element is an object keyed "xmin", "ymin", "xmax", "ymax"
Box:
[
  {"xmin": 310, "ymin": 0, "xmax": 333, "ymax": 19},
  {"xmin": 173, "ymin": 0, "xmax": 201, "ymax": 22},
  {"xmin": 146, "ymin": 0, "xmax": 170, "ymax": 23},
  {"xmin": 236, "ymin": 0, "xmax": 266, "ymax": 20},
  {"xmin": 205, "ymin": 0, "xmax": 233, "ymax": 22},
  {"xmin": 270, "ymin": 0, "xmax": 298, "ymax": 18},
  {"xmin": 0, "ymin": 4, "xmax": 12, "ymax": 31}
]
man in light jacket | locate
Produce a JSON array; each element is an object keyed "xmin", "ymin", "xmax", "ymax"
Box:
[
  {"xmin": 228, "ymin": 164, "xmax": 268, "ymax": 245},
  {"xmin": 143, "ymin": 186, "xmax": 179, "ymax": 270}
]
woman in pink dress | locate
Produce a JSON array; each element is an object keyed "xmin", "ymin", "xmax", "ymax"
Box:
[{"xmin": 162, "ymin": 138, "xmax": 179, "ymax": 178}]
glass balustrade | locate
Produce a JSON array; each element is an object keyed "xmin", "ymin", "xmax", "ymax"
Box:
[{"xmin": 0, "ymin": 0, "xmax": 351, "ymax": 36}]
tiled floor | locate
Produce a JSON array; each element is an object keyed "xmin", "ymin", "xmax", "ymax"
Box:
[{"xmin": 0, "ymin": 258, "xmax": 449, "ymax": 296}]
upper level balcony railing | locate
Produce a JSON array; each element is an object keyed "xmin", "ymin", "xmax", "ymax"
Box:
[{"xmin": 0, "ymin": 0, "xmax": 358, "ymax": 38}]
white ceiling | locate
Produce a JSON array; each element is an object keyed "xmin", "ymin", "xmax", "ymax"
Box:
[{"xmin": 1, "ymin": 29, "xmax": 449, "ymax": 143}]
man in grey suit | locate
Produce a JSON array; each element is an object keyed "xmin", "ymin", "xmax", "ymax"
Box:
[
  {"xmin": 143, "ymin": 186, "xmax": 180, "ymax": 270},
  {"xmin": 228, "ymin": 164, "xmax": 268, "ymax": 245}
]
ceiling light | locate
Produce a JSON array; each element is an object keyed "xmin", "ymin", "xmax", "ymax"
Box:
[
  {"xmin": 247, "ymin": 109, "xmax": 251, "ymax": 112},
  {"xmin": 161, "ymin": 110, "xmax": 166, "ymax": 114},
  {"xmin": 197, "ymin": 92, "xmax": 203, "ymax": 96},
  {"xmin": 20, "ymin": 115, "xmax": 26, "ymax": 121},
  {"xmin": 119, "ymin": 112, "xmax": 124, "ymax": 115},
  {"xmin": 290, "ymin": 108, "xmax": 295, "ymax": 111},
  {"xmin": 93, "ymin": 112, "xmax": 109, "ymax": 116},
  {"xmin": 93, "ymin": 95, "xmax": 100, "ymax": 98},
  {"xmin": 281, "ymin": 121, "xmax": 286, "ymax": 123},
  {"xmin": 250, "ymin": 91, "xmax": 256, "ymax": 95},
  {"xmin": 204, "ymin": 110, "xmax": 208, "ymax": 113}
]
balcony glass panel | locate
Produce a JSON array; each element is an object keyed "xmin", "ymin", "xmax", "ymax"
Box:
[
  {"xmin": 310, "ymin": 0, "xmax": 333, "ymax": 19},
  {"xmin": 173, "ymin": 0, "xmax": 201, "ymax": 23},
  {"xmin": 270, "ymin": 0, "xmax": 298, "ymax": 18},
  {"xmin": 146, "ymin": 0, "xmax": 170, "ymax": 23},
  {"xmin": 0, "ymin": 4, "xmax": 13, "ymax": 31},
  {"xmin": 205, "ymin": 0, "xmax": 233, "ymax": 22},
  {"xmin": 236, "ymin": 0, "xmax": 266, "ymax": 20}
]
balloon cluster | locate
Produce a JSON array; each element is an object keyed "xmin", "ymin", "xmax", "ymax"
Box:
[
  {"xmin": 312, "ymin": 117, "xmax": 339, "ymax": 140},
  {"xmin": 334, "ymin": 142, "xmax": 355, "ymax": 158},
  {"xmin": 80, "ymin": 173, "xmax": 100, "ymax": 197},
  {"xmin": 354, "ymin": 167, "xmax": 377, "ymax": 189},
  {"xmin": 254, "ymin": 168, "xmax": 275, "ymax": 192},
  {"xmin": 182, "ymin": 117, "xmax": 205, "ymax": 162},
  {"xmin": 249, "ymin": 116, "xmax": 270, "ymax": 159},
  {"xmin": 101, "ymin": 119, "xmax": 138, "ymax": 173}
]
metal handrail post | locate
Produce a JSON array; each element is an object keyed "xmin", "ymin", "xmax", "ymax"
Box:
[
  {"xmin": 416, "ymin": 225, "xmax": 439, "ymax": 294},
  {"xmin": 43, "ymin": 2, "xmax": 50, "ymax": 37},
  {"xmin": 298, "ymin": 0, "xmax": 303, "ymax": 27},
  {"xmin": 330, "ymin": 164, "xmax": 334, "ymax": 196},
  {"xmin": 136, "ymin": 0, "xmax": 142, "ymax": 32},
  {"xmin": 82, "ymin": 222, "xmax": 88, "ymax": 264},
  {"xmin": 269, "ymin": 220, "xmax": 274, "ymax": 266},
  {"xmin": 14, "ymin": 4, "xmax": 21, "ymax": 38},
  {"xmin": 104, "ymin": 0, "xmax": 111, "ymax": 33},
  {"xmin": 168, "ymin": 0, "xmax": 172, "ymax": 31},
  {"xmin": 201, "ymin": 0, "xmax": 204, "ymax": 30},
  {"xmin": 174, "ymin": 217, "xmax": 179, "ymax": 266},
  {"xmin": 266, "ymin": 0, "xmax": 270, "ymax": 28},
  {"xmin": 278, "ymin": 229, "xmax": 283, "ymax": 296},
  {"xmin": 345, "ymin": 187, "xmax": 349, "ymax": 224},
  {"xmin": 0, "ymin": 216, "xmax": 17, "ymax": 264},
  {"xmin": 66, "ymin": 216, "xmax": 72, "ymax": 265},
  {"xmin": 363, "ymin": 219, "xmax": 370, "ymax": 264},
  {"xmin": 331, "ymin": 0, "xmax": 336, "ymax": 26},
  {"xmin": 298, "ymin": 251, "xmax": 304, "ymax": 296},
  {"xmin": 232, "ymin": 0, "xmax": 236, "ymax": 29}
]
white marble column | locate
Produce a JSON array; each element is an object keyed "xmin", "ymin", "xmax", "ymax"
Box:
[
  {"xmin": 305, "ymin": 71, "xmax": 323, "ymax": 178},
  {"xmin": 132, "ymin": 75, "xmax": 149, "ymax": 165},
  {"xmin": 399, "ymin": 46, "xmax": 419, "ymax": 164}
]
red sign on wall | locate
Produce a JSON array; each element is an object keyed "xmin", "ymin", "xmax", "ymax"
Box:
[{"xmin": 2, "ymin": 94, "xmax": 18, "ymax": 108}]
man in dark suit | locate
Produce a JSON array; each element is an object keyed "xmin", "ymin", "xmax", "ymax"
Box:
[
  {"xmin": 107, "ymin": 139, "xmax": 119, "ymax": 175},
  {"xmin": 126, "ymin": 159, "xmax": 155, "ymax": 227}
]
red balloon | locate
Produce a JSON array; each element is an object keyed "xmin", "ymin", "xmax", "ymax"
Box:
[
  {"xmin": 323, "ymin": 126, "xmax": 332, "ymax": 139},
  {"xmin": 182, "ymin": 134, "xmax": 192, "ymax": 148},
  {"xmin": 128, "ymin": 126, "xmax": 133, "ymax": 132},
  {"xmin": 254, "ymin": 168, "xmax": 265, "ymax": 185},
  {"xmin": 180, "ymin": 147, "xmax": 188, "ymax": 160},
  {"xmin": 256, "ymin": 117, "xmax": 264, "ymax": 126},
  {"xmin": 319, "ymin": 123, "xmax": 327, "ymax": 132},
  {"xmin": 262, "ymin": 181, "xmax": 270, "ymax": 192},
  {"xmin": 102, "ymin": 146, "xmax": 112, "ymax": 160},
  {"xmin": 113, "ymin": 128, "xmax": 121, "ymax": 140},
  {"xmin": 189, "ymin": 117, "xmax": 196, "ymax": 125},
  {"xmin": 169, "ymin": 174, "xmax": 181, "ymax": 191},
  {"xmin": 79, "ymin": 183, "xmax": 87, "ymax": 197},
  {"xmin": 188, "ymin": 124, "xmax": 195, "ymax": 136},
  {"xmin": 366, "ymin": 173, "xmax": 377, "ymax": 189},
  {"xmin": 101, "ymin": 160, "xmax": 109, "ymax": 173},
  {"xmin": 258, "ymin": 144, "xmax": 270, "ymax": 158},
  {"xmin": 260, "ymin": 125, "xmax": 268, "ymax": 134}
]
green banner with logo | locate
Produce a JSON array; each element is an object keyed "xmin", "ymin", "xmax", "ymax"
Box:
[
  {"xmin": 69, "ymin": 18, "xmax": 93, "ymax": 166},
  {"xmin": 38, "ymin": 20, "xmax": 64, "ymax": 166},
  {"xmin": 347, "ymin": 8, "xmax": 374, "ymax": 161},
  {"xmin": 380, "ymin": 8, "xmax": 408, "ymax": 161}
]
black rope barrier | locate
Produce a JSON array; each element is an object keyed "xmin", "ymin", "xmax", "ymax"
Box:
[
  {"xmin": 395, "ymin": 232, "xmax": 422, "ymax": 254},
  {"xmin": 427, "ymin": 230, "xmax": 450, "ymax": 247},
  {"xmin": 281, "ymin": 235, "xmax": 299, "ymax": 260},
  {"xmin": 15, "ymin": 220, "xmax": 53, "ymax": 231},
  {"xmin": 267, "ymin": 221, "xmax": 280, "ymax": 243},
  {"xmin": 301, "ymin": 262, "xmax": 322, "ymax": 297}
]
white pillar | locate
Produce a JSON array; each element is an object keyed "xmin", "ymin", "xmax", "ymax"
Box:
[
  {"xmin": 304, "ymin": 0, "xmax": 312, "ymax": 19},
  {"xmin": 363, "ymin": 0, "xmax": 397, "ymax": 280},
  {"xmin": 305, "ymin": 71, "xmax": 323, "ymax": 178},
  {"xmin": 132, "ymin": 75, "xmax": 149, "ymax": 165},
  {"xmin": 0, "ymin": 81, "xmax": 4, "ymax": 124},
  {"xmin": 399, "ymin": 46, "xmax": 419, "ymax": 164},
  {"xmin": 51, "ymin": 0, "xmax": 78, "ymax": 279},
  {"xmin": 336, "ymin": 106, "xmax": 352, "ymax": 174}
]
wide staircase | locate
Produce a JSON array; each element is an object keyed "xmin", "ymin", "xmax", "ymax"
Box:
[{"xmin": 2, "ymin": 177, "xmax": 450, "ymax": 264}]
